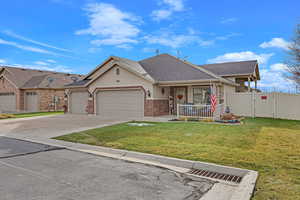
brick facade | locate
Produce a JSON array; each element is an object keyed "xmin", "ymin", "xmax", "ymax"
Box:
[
  {"xmin": 0, "ymin": 76, "xmax": 22, "ymax": 111},
  {"xmin": 144, "ymin": 99, "xmax": 169, "ymax": 116},
  {"xmin": 86, "ymin": 98, "xmax": 94, "ymax": 114},
  {"xmin": 36, "ymin": 89, "xmax": 66, "ymax": 111}
]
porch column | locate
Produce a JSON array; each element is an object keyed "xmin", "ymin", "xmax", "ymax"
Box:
[
  {"xmin": 212, "ymin": 83, "xmax": 218, "ymax": 96},
  {"xmin": 248, "ymin": 77, "xmax": 251, "ymax": 92}
]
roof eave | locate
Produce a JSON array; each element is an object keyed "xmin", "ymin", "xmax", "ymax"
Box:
[
  {"xmin": 83, "ymin": 56, "xmax": 115, "ymax": 80},
  {"xmin": 158, "ymin": 79, "xmax": 218, "ymax": 85}
]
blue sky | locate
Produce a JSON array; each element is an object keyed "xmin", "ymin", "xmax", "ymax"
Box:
[{"xmin": 0, "ymin": 0, "xmax": 299, "ymax": 91}]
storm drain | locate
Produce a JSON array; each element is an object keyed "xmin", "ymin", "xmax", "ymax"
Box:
[{"xmin": 188, "ymin": 169, "xmax": 242, "ymax": 184}]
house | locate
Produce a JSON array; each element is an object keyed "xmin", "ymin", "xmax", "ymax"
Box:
[
  {"xmin": 0, "ymin": 66, "xmax": 83, "ymax": 113},
  {"xmin": 66, "ymin": 54, "xmax": 260, "ymax": 118}
]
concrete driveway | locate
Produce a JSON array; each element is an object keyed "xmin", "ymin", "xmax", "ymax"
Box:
[
  {"xmin": 0, "ymin": 137, "xmax": 214, "ymax": 200},
  {"xmin": 0, "ymin": 114, "xmax": 125, "ymax": 139}
]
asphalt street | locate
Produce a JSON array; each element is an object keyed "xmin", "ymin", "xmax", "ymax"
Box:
[{"xmin": 0, "ymin": 137, "xmax": 215, "ymax": 200}]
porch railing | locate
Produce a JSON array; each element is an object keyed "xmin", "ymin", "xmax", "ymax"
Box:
[{"xmin": 177, "ymin": 104, "xmax": 224, "ymax": 120}]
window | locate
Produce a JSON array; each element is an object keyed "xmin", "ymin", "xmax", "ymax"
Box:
[
  {"xmin": 218, "ymin": 86, "xmax": 224, "ymax": 104},
  {"xmin": 26, "ymin": 92, "xmax": 37, "ymax": 96},
  {"xmin": 0, "ymin": 92, "xmax": 14, "ymax": 96},
  {"xmin": 193, "ymin": 87, "xmax": 211, "ymax": 105},
  {"xmin": 116, "ymin": 68, "xmax": 120, "ymax": 75}
]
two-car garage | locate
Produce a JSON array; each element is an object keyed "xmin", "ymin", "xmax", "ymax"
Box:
[
  {"xmin": 69, "ymin": 89, "xmax": 144, "ymax": 119},
  {"xmin": 96, "ymin": 89, "xmax": 144, "ymax": 119}
]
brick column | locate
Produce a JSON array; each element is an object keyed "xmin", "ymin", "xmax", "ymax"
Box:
[
  {"xmin": 64, "ymin": 95, "xmax": 68, "ymax": 113},
  {"xmin": 86, "ymin": 97, "xmax": 94, "ymax": 114},
  {"xmin": 144, "ymin": 99, "xmax": 169, "ymax": 116}
]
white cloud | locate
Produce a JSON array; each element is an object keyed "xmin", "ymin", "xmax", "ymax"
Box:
[
  {"xmin": 90, "ymin": 38, "xmax": 137, "ymax": 46},
  {"xmin": 144, "ymin": 31, "xmax": 214, "ymax": 48},
  {"xmin": 3, "ymin": 30, "xmax": 72, "ymax": 53},
  {"xmin": 34, "ymin": 61, "xmax": 49, "ymax": 66},
  {"xmin": 259, "ymin": 38, "xmax": 291, "ymax": 50},
  {"xmin": 215, "ymin": 33, "xmax": 241, "ymax": 41},
  {"xmin": 11, "ymin": 63, "xmax": 73, "ymax": 73},
  {"xmin": 0, "ymin": 38, "xmax": 62, "ymax": 56},
  {"xmin": 142, "ymin": 47, "xmax": 157, "ymax": 53},
  {"xmin": 207, "ymin": 51, "xmax": 273, "ymax": 64},
  {"xmin": 270, "ymin": 63, "xmax": 288, "ymax": 71},
  {"xmin": 0, "ymin": 59, "xmax": 6, "ymax": 64},
  {"xmin": 220, "ymin": 17, "xmax": 238, "ymax": 24},
  {"xmin": 46, "ymin": 59, "xmax": 56, "ymax": 63},
  {"xmin": 115, "ymin": 44, "xmax": 133, "ymax": 49},
  {"xmin": 88, "ymin": 47, "xmax": 102, "ymax": 53},
  {"xmin": 151, "ymin": 0, "xmax": 184, "ymax": 21},
  {"xmin": 258, "ymin": 63, "xmax": 293, "ymax": 91},
  {"xmin": 163, "ymin": 0, "xmax": 184, "ymax": 11},
  {"xmin": 76, "ymin": 3, "xmax": 141, "ymax": 47},
  {"xmin": 151, "ymin": 10, "xmax": 172, "ymax": 21}
]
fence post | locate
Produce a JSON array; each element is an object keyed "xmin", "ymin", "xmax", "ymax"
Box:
[
  {"xmin": 273, "ymin": 92, "xmax": 277, "ymax": 119},
  {"xmin": 177, "ymin": 104, "xmax": 179, "ymax": 119},
  {"xmin": 251, "ymin": 92, "xmax": 255, "ymax": 118}
]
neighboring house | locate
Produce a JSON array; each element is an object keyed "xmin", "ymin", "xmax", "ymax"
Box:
[
  {"xmin": 0, "ymin": 66, "xmax": 83, "ymax": 113},
  {"xmin": 66, "ymin": 54, "xmax": 260, "ymax": 118}
]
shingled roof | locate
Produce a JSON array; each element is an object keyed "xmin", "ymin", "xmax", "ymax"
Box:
[
  {"xmin": 65, "ymin": 54, "xmax": 259, "ymax": 88},
  {"xmin": 200, "ymin": 60, "xmax": 258, "ymax": 77},
  {"xmin": 139, "ymin": 54, "xmax": 217, "ymax": 82},
  {"xmin": 0, "ymin": 66, "xmax": 83, "ymax": 89}
]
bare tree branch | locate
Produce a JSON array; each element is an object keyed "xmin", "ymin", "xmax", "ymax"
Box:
[{"xmin": 286, "ymin": 24, "xmax": 300, "ymax": 86}]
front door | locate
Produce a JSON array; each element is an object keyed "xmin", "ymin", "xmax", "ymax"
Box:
[{"xmin": 175, "ymin": 87, "xmax": 187, "ymax": 105}]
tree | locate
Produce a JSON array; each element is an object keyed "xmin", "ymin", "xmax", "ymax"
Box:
[{"xmin": 286, "ymin": 24, "xmax": 300, "ymax": 88}]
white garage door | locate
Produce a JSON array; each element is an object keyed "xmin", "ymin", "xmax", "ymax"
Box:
[
  {"xmin": 26, "ymin": 92, "xmax": 39, "ymax": 112},
  {"xmin": 0, "ymin": 92, "xmax": 16, "ymax": 113},
  {"xmin": 70, "ymin": 91, "xmax": 89, "ymax": 114},
  {"xmin": 96, "ymin": 90, "xmax": 144, "ymax": 119}
]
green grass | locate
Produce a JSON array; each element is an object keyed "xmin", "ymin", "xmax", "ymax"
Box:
[
  {"xmin": 55, "ymin": 118, "xmax": 300, "ymax": 200},
  {"xmin": 0, "ymin": 111, "xmax": 63, "ymax": 119}
]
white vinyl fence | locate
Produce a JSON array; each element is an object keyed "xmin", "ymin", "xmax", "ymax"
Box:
[
  {"xmin": 226, "ymin": 92, "xmax": 300, "ymax": 120},
  {"xmin": 177, "ymin": 104, "xmax": 224, "ymax": 120}
]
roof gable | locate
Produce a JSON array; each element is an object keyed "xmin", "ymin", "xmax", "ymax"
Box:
[
  {"xmin": 67, "ymin": 56, "xmax": 156, "ymax": 88},
  {"xmin": 83, "ymin": 56, "xmax": 154, "ymax": 82}
]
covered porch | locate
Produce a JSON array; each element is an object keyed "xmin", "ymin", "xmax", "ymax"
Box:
[{"xmin": 157, "ymin": 82, "xmax": 225, "ymax": 119}]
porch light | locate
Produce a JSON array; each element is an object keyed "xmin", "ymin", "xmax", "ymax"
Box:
[
  {"xmin": 147, "ymin": 90, "xmax": 151, "ymax": 97},
  {"xmin": 88, "ymin": 93, "xmax": 93, "ymax": 100}
]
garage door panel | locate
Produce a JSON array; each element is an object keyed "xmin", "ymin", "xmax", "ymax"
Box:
[
  {"xmin": 0, "ymin": 93, "xmax": 16, "ymax": 113},
  {"xmin": 96, "ymin": 90, "xmax": 144, "ymax": 119},
  {"xmin": 70, "ymin": 92, "xmax": 89, "ymax": 114}
]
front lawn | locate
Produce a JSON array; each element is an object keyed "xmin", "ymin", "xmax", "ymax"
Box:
[
  {"xmin": 0, "ymin": 111, "xmax": 63, "ymax": 119},
  {"xmin": 55, "ymin": 118, "xmax": 300, "ymax": 200}
]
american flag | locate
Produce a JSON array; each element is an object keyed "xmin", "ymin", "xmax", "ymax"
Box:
[{"xmin": 210, "ymin": 94, "xmax": 217, "ymax": 113}]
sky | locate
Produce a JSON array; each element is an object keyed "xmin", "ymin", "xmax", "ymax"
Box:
[{"xmin": 0, "ymin": 0, "xmax": 299, "ymax": 92}]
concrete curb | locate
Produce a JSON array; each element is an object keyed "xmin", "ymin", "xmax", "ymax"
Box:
[
  {"xmin": 6, "ymin": 136, "xmax": 258, "ymax": 200},
  {"xmin": 0, "ymin": 114, "xmax": 62, "ymax": 123}
]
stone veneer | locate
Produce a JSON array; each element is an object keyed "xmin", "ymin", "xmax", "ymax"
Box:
[{"xmin": 144, "ymin": 99, "xmax": 169, "ymax": 116}]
